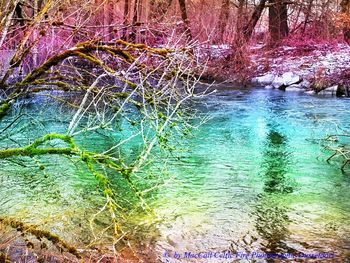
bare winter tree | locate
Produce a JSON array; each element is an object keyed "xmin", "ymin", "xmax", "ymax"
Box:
[
  {"xmin": 0, "ymin": 36, "xmax": 209, "ymax": 259},
  {"xmin": 178, "ymin": 0, "xmax": 192, "ymax": 41},
  {"xmin": 149, "ymin": 0, "xmax": 173, "ymax": 23},
  {"xmin": 242, "ymin": 0, "xmax": 268, "ymax": 41},
  {"xmin": 268, "ymin": 0, "xmax": 289, "ymax": 45},
  {"xmin": 122, "ymin": 0, "xmax": 130, "ymax": 40},
  {"xmin": 216, "ymin": 0, "xmax": 230, "ymax": 43},
  {"xmin": 341, "ymin": 0, "xmax": 350, "ymax": 44},
  {"xmin": 301, "ymin": 0, "xmax": 314, "ymax": 34}
]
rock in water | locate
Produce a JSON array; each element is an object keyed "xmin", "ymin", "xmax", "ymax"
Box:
[
  {"xmin": 272, "ymin": 72, "xmax": 302, "ymax": 90},
  {"xmin": 285, "ymin": 84, "xmax": 304, "ymax": 92},
  {"xmin": 251, "ymin": 73, "xmax": 275, "ymax": 86},
  {"xmin": 318, "ymin": 85, "xmax": 338, "ymax": 96}
]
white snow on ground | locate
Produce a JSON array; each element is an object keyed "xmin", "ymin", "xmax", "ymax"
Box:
[
  {"xmin": 196, "ymin": 44, "xmax": 231, "ymax": 59},
  {"xmin": 250, "ymin": 43, "xmax": 350, "ymax": 91},
  {"xmin": 0, "ymin": 50, "xmax": 15, "ymax": 79},
  {"xmin": 197, "ymin": 43, "xmax": 350, "ymax": 94}
]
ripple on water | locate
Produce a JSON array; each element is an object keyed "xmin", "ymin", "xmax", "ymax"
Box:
[
  {"xmin": 0, "ymin": 89, "xmax": 349, "ymax": 262},
  {"xmin": 151, "ymin": 89, "xmax": 350, "ymax": 262}
]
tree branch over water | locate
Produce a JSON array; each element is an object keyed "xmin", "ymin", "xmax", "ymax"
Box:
[{"xmin": 0, "ymin": 31, "xmax": 209, "ymax": 259}]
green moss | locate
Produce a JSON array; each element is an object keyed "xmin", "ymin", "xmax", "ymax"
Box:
[
  {"xmin": 0, "ymin": 252, "xmax": 11, "ymax": 263},
  {"xmin": 154, "ymin": 48, "xmax": 170, "ymax": 57},
  {"xmin": 114, "ymin": 92, "xmax": 129, "ymax": 99},
  {"xmin": 0, "ymin": 133, "xmax": 77, "ymax": 159},
  {"xmin": 115, "ymin": 39, "xmax": 171, "ymax": 56},
  {"xmin": 0, "ymin": 217, "xmax": 80, "ymax": 258},
  {"xmin": 28, "ymin": 133, "xmax": 76, "ymax": 151},
  {"xmin": 157, "ymin": 112, "xmax": 166, "ymax": 120},
  {"xmin": 0, "ymin": 102, "xmax": 11, "ymax": 120},
  {"xmin": 0, "ymin": 147, "xmax": 74, "ymax": 158},
  {"xmin": 103, "ymin": 188, "xmax": 114, "ymax": 197}
]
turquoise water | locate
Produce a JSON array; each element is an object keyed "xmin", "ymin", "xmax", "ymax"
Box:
[
  {"xmin": 147, "ymin": 89, "xmax": 350, "ymax": 262},
  {"xmin": 0, "ymin": 88, "xmax": 350, "ymax": 262}
]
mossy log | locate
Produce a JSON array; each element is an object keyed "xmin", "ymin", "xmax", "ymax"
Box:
[
  {"xmin": 0, "ymin": 147, "xmax": 74, "ymax": 158},
  {"xmin": 20, "ymin": 40, "xmax": 173, "ymax": 87},
  {"xmin": 0, "ymin": 252, "xmax": 11, "ymax": 263},
  {"xmin": 0, "ymin": 217, "xmax": 80, "ymax": 258},
  {"xmin": 0, "ymin": 133, "xmax": 77, "ymax": 159},
  {"xmin": 0, "ymin": 133, "xmax": 132, "ymax": 210}
]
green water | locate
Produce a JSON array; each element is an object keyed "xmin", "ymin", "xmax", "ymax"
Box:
[
  {"xmin": 0, "ymin": 89, "xmax": 350, "ymax": 262},
  {"xmin": 148, "ymin": 89, "xmax": 350, "ymax": 262}
]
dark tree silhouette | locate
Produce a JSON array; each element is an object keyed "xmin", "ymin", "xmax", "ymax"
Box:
[
  {"xmin": 122, "ymin": 0, "xmax": 130, "ymax": 40},
  {"xmin": 268, "ymin": 0, "xmax": 289, "ymax": 45},
  {"xmin": 242, "ymin": 0, "xmax": 267, "ymax": 41},
  {"xmin": 341, "ymin": 0, "xmax": 350, "ymax": 44},
  {"xmin": 216, "ymin": 0, "xmax": 230, "ymax": 43},
  {"xmin": 178, "ymin": 0, "xmax": 192, "ymax": 41}
]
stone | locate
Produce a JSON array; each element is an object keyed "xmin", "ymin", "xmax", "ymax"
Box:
[
  {"xmin": 251, "ymin": 73, "xmax": 275, "ymax": 86},
  {"xmin": 318, "ymin": 85, "xmax": 338, "ymax": 96},
  {"xmin": 305, "ymin": 90, "xmax": 316, "ymax": 95},
  {"xmin": 299, "ymin": 79, "xmax": 311, "ymax": 89},
  {"xmin": 272, "ymin": 72, "xmax": 302, "ymax": 89},
  {"xmin": 285, "ymin": 84, "xmax": 304, "ymax": 92}
]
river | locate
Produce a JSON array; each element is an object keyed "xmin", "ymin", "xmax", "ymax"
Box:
[{"xmin": 0, "ymin": 88, "xmax": 349, "ymax": 262}]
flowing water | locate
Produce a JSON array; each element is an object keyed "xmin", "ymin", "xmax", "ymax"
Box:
[
  {"xmin": 149, "ymin": 89, "xmax": 350, "ymax": 262},
  {"xmin": 0, "ymin": 88, "xmax": 350, "ymax": 262}
]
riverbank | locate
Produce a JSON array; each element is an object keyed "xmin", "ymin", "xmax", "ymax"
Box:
[
  {"xmin": 251, "ymin": 42, "xmax": 350, "ymax": 96},
  {"xmin": 205, "ymin": 42, "xmax": 350, "ymax": 97}
]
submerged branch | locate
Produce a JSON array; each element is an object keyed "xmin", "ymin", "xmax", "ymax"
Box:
[
  {"xmin": 0, "ymin": 217, "xmax": 80, "ymax": 258},
  {"xmin": 324, "ymin": 134, "xmax": 350, "ymax": 171}
]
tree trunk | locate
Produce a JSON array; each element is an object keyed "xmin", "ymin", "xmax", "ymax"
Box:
[
  {"xmin": 130, "ymin": 0, "xmax": 141, "ymax": 42},
  {"xmin": 122, "ymin": 0, "xmax": 130, "ymax": 40},
  {"xmin": 302, "ymin": 0, "xmax": 313, "ymax": 34},
  {"xmin": 229, "ymin": 0, "xmax": 248, "ymax": 72},
  {"xmin": 103, "ymin": 1, "xmax": 115, "ymax": 40},
  {"xmin": 216, "ymin": 0, "xmax": 230, "ymax": 43},
  {"xmin": 149, "ymin": 0, "xmax": 173, "ymax": 23},
  {"xmin": 242, "ymin": 0, "xmax": 267, "ymax": 41},
  {"xmin": 15, "ymin": 1, "xmax": 24, "ymax": 26},
  {"xmin": 103, "ymin": 1, "xmax": 108, "ymax": 39},
  {"xmin": 178, "ymin": 0, "xmax": 192, "ymax": 41},
  {"xmin": 32, "ymin": 0, "xmax": 39, "ymax": 68},
  {"xmin": 341, "ymin": 0, "xmax": 350, "ymax": 44},
  {"xmin": 109, "ymin": 2, "xmax": 116, "ymax": 40},
  {"xmin": 38, "ymin": 0, "xmax": 43, "ymax": 9},
  {"xmin": 0, "ymin": 0, "xmax": 20, "ymax": 48},
  {"xmin": 234, "ymin": 0, "xmax": 245, "ymax": 45},
  {"xmin": 268, "ymin": 0, "xmax": 289, "ymax": 46}
]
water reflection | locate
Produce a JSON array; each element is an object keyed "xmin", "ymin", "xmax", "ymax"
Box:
[
  {"xmin": 254, "ymin": 126, "xmax": 297, "ymax": 256},
  {"xmin": 262, "ymin": 129, "xmax": 293, "ymax": 194}
]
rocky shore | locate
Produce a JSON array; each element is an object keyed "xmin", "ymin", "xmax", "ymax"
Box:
[{"xmin": 249, "ymin": 43, "xmax": 350, "ymax": 96}]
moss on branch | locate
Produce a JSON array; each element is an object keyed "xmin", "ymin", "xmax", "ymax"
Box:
[
  {"xmin": 0, "ymin": 147, "xmax": 74, "ymax": 158},
  {"xmin": 0, "ymin": 133, "xmax": 77, "ymax": 158},
  {"xmin": 115, "ymin": 39, "xmax": 172, "ymax": 56},
  {"xmin": 0, "ymin": 252, "xmax": 11, "ymax": 263},
  {"xmin": 18, "ymin": 39, "xmax": 176, "ymax": 87},
  {"xmin": 0, "ymin": 217, "xmax": 80, "ymax": 258},
  {"xmin": 0, "ymin": 133, "xmax": 123, "ymax": 203},
  {"xmin": 0, "ymin": 102, "xmax": 11, "ymax": 120}
]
